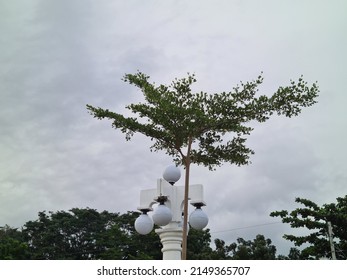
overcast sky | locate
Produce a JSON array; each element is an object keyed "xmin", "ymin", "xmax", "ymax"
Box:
[{"xmin": 1, "ymin": 0, "xmax": 346, "ymax": 256}]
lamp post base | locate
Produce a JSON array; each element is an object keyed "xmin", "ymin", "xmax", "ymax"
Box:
[{"xmin": 155, "ymin": 226, "xmax": 183, "ymax": 260}]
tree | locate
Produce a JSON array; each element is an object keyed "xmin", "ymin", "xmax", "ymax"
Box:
[
  {"xmin": 21, "ymin": 208, "xmax": 162, "ymax": 260},
  {"xmin": 87, "ymin": 71, "xmax": 318, "ymax": 259},
  {"xmin": 187, "ymin": 228, "xmax": 214, "ymax": 259},
  {"xmin": 277, "ymin": 247, "xmax": 305, "ymax": 260},
  {"xmin": 233, "ymin": 234, "xmax": 277, "ymax": 260},
  {"xmin": 0, "ymin": 225, "xmax": 29, "ymax": 260},
  {"xmin": 210, "ymin": 238, "xmax": 233, "ymax": 259},
  {"xmin": 211, "ymin": 234, "xmax": 277, "ymax": 260},
  {"xmin": 208, "ymin": 234, "xmax": 278, "ymax": 260},
  {"xmin": 270, "ymin": 195, "xmax": 347, "ymax": 259},
  {"xmin": 87, "ymin": 71, "xmax": 319, "ymax": 259},
  {"xmin": 22, "ymin": 208, "xmax": 117, "ymax": 259}
]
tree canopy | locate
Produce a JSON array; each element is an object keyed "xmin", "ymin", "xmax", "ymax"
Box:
[
  {"xmin": 87, "ymin": 72, "xmax": 319, "ymax": 170},
  {"xmin": 20, "ymin": 208, "xmax": 162, "ymax": 260},
  {"xmin": 210, "ymin": 235, "xmax": 277, "ymax": 260},
  {"xmin": 0, "ymin": 225, "xmax": 29, "ymax": 260},
  {"xmin": 270, "ymin": 195, "xmax": 347, "ymax": 259}
]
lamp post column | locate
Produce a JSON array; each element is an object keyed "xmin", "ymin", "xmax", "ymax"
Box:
[{"xmin": 154, "ymin": 178, "xmax": 185, "ymax": 260}]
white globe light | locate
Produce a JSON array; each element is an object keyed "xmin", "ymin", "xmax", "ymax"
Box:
[
  {"xmin": 152, "ymin": 204, "xmax": 172, "ymax": 226},
  {"xmin": 163, "ymin": 165, "xmax": 181, "ymax": 184},
  {"xmin": 135, "ymin": 213, "xmax": 154, "ymax": 235},
  {"xmin": 189, "ymin": 208, "xmax": 208, "ymax": 230}
]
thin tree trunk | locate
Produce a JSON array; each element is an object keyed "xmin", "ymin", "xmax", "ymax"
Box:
[
  {"xmin": 181, "ymin": 137, "xmax": 192, "ymax": 260},
  {"xmin": 181, "ymin": 159, "xmax": 190, "ymax": 260}
]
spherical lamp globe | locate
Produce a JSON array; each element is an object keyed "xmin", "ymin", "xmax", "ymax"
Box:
[
  {"xmin": 152, "ymin": 204, "xmax": 172, "ymax": 226},
  {"xmin": 163, "ymin": 165, "xmax": 181, "ymax": 185},
  {"xmin": 134, "ymin": 213, "xmax": 154, "ymax": 235},
  {"xmin": 189, "ymin": 208, "xmax": 208, "ymax": 230}
]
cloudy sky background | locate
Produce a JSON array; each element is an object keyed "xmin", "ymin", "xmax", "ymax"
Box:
[{"xmin": 1, "ymin": 0, "xmax": 346, "ymax": 256}]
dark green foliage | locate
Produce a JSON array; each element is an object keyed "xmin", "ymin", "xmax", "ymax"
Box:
[
  {"xmin": 22, "ymin": 208, "xmax": 116, "ymax": 259},
  {"xmin": 187, "ymin": 228, "xmax": 214, "ymax": 259},
  {"xmin": 210, "ymin": 234, "xmax": 277, "ymax": 260},
  {"xmin": 20, "ymin": 208, "xmax": 162, "ymax": 260},
  {"xmin": 270, "ymin": 195, "xmax": 347, "ymax": 259},
  {"xmin": 210, "ymin": 238, "xmax": 234, "ymax": 259},
  {"xmin": 0, "ymin": 225, "xmax": 29, "ymax": 259},
  {"xmin": 277, "ymin": 247, "xmax": 304, "ymax": 260}
]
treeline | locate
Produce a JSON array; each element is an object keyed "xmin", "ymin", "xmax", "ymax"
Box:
[
  {"xmin": 0, "ymin": 208, "xmax": 287, "ymax": 260},
  {"xmin": 2, "ymin": 194, "xmax": 346, "ymax": 260}
]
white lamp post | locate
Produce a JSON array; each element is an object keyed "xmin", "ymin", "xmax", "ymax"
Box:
[{"xmin": 134, "ymin": 165, "xmax": 208, "ymax": 260}]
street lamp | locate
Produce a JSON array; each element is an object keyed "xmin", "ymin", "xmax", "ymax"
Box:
[{"xmin": 134, "ymin": 165, "xmax": 208, "ymax": 260}]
